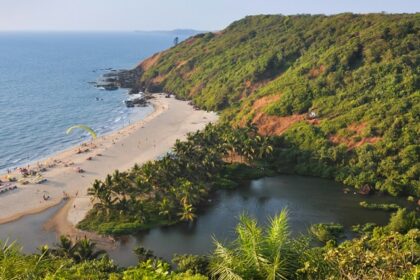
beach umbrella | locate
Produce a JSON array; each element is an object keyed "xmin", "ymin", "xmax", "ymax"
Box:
[{"xmin": 66, "ymin": 124, "xmax": 97, "ymax": 139}]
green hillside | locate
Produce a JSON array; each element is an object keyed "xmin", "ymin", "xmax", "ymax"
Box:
[{"xmin": 125, "ymin": 13, "xmax": 420, "ymax": 196}]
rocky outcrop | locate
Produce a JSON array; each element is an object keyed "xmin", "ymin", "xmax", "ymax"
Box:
[{"xmin": 91, "ymin": 68, "xmax": 143, "ymax": 93}]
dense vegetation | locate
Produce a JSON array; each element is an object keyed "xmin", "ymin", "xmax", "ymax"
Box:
[
  {"xmin": 72, "ymin": 13, "xmax": 420, "ymax": 278},
  {"xmin": 3, "ymin": 13, "xmax": 418, "ymax": 279},
  {"xmin": 126, "ymin": 13, "xmax": 420, "ymax": 197},
  {"xmin": 79, "ymin": 123, "xmax": 274, "ymax": 234},
  {"xmin": 2, "ymin": 210, "xmax": 418, "ymax": 279},
  {"xmin": 0, "ymin": 239, "xmax": 205, "ymax": 279}
]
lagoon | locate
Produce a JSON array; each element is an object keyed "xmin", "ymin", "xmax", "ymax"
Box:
[{"xmin": 0, "ymin": 175, "xmax": 406, "ymax": 267}]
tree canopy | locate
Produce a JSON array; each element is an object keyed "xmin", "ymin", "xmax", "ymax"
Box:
[{"xmin": 126, "ymin": 13, "xmax": 419, "ymax": 196}]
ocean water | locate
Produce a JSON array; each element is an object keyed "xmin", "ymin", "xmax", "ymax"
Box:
[{"xmin": 0, "ymin": 32, "xmax": 183, "ymax": 172}]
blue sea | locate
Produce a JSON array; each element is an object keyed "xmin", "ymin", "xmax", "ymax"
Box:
[{"xmin": 0, "ymin": 32, "xmax": 186, "ymax": 172}]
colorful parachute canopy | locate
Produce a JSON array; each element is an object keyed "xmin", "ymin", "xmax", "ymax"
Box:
[{"xmin": 66, "ymin": 124, "xmax": 97, "ymax": 139}]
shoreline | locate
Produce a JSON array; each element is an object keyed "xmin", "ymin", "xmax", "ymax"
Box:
[
  {"xmin": 0, "ymin": 94, "xmax": 218, "ymax": 232},
  {"xmin": 0, "ymin": 106, "xmax": 154, "ymax": 176},
  {"xmin": 0, "ymin": 104, "xmax": 157, "ymax": 225},
  {"xmin": 0, "ymin": 98, "xmax": 163, "ymax": 225}
]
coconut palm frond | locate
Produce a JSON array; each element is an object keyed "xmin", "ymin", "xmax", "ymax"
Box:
[
  {"xmin": 210, "ymin": 241, "xmax": 243, "ymax": 280},
  {"xmin": 266, "ymin": 208, "xmax": 290, "ymax": 254}
]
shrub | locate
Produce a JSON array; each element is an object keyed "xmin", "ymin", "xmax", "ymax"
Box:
[{"xmin": 310, "ymin": 223, "xmax": 344, "ymax": 243}]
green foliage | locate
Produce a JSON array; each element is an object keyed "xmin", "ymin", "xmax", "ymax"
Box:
[
  {"xmin": 310, "ymin": 223, "xmax": 344, "ymax": 243},
  {"xmin": 308, "ymin": 229, "xmax": 420, "ymax": 280},
  {"xmin": 222, "ymin": 163, "xmax": 276, "ymax": 181},
  {"xmin": 133, "ymin": 247, "xmax": 157, "ymax": 264},
  {"xmin": 122, "ymin": 260, "xmax": 207, "ymax": 280},
  {"xmin": 351, "ymin": 223, "xmax": 377, "ymax": 235},
  {"xmin": 128, "ymin": 13, "xmax": 420, "ymax": 197},
  {"xmin": 44, "ymin": 258, "xmax": 119, "ymax": 280},
  {"xmin": 79, "ymin": 123, "xmax": 273, "ymax": 234},
  {"xmin": 386, "ymin": 208, "xmax": 420, "ymax": 233},
  {"xmin": 2, "ymin": 210, "xmax": 419, "ymax": 279},
  {"xmin": 172, "ymin": 254, "xmax": 209, "ymax": 275},
  {"xmin": 209, "ymin": 210, "xmax": 420, "ymax": 280},
  {"xmin": 359, "ymin": 201, "xmax": 401, "ymax": 211},
  {"xmin": 0, "ymin": 240, "xmax": 206, "ymax": 280},
  {"xmin": 0, "ymin": 241, "xmax": 63, "ymax": 280},
  {"xmin": 43, "ymin": 236, "xmax": 107, "ymax": 263},
  {"xmin": 209, "ymin": 209, "xmax": 302, "ymax": 279},
  {"xmin": 4, "ymin": 14, "xmax": 420, "ymax": 279}
]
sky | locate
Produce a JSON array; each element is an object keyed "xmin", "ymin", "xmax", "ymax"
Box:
[{"xmin": 0, "ymin": 0, "xmax": 419, "ymax": 31}]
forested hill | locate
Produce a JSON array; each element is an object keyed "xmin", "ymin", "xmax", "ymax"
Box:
[{"xmin": 126, "ymin": 13, "xmax": 420, "ymax": 196}]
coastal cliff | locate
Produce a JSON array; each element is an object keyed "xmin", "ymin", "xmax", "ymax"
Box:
[{"xmin": 120, "ymin": 13, "xmax": 420, "ymax": 196}]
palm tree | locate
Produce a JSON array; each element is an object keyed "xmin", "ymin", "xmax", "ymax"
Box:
[
  {"xmin": 257, "ymin": 136, "xmax": 274, "ymax": 159},
  {"xmin": 72, "ymin": 238, "xmax": 106, "ymax": 262},
  {"xmin": 133, "ymin": 246, "xmax": 156, "ymax": 263},
  {"xmin": 88, "ymin": 179, "xmax": 116, "ymax": 215},
  {"xmin": 133, "ymin": 200, "xmax": 147, "ymax": 223},
  {"xmin": 210, "ymin": 209, "xmax": 299, "ymax": 280},
  {"xmin": 51, "ymin": 235, "xmax": 76, "ymax": 258},
  {"xmin": 177, "ymin": 179, "xmax": 197, "ymax": 206},
  {"xmin": 158, "ymin": 197, "xmax": 173, "ymax": 220},
  {"xmin": 178, "ymin": 203, "xmax": 197, "ymax": 222}
]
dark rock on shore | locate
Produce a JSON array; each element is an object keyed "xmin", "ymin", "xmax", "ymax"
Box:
[
  {"xmin": 97, "ymin": 84, "xmax": 119, "ymax": 91},
  {"xmin": 124, "ymin": 93, "xmax": 154, "ymax": 107},
  {"xmin": 91, "ymin": 64, "xmax": 155, "ymax": 95}
]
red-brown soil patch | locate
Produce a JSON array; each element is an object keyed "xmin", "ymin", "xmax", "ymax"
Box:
[
  {"xmin": 329, "ymin": 135, "xmax": 381, "ymax": 149},
  {"xmin": 329, "ymin": 122, "xmax": 381, "ymax": 149},
  {"xmin": 176, "ymin": 60, "xmax": 189, "ymax": 69},
  {"xmin": 307, "ymin": 119, "xmax": 320, "ymax": 125},
  {"xmin": 347, "ymin": 122, "xmax": 366, "ymax": 134},
  {"xmin": 309, "ymin": 65, "xmax": 325, "ymax": 78},
  {"xmin": 151, "ymin": 74, "xmax": 165, "ymax": 84},
  {"xmin": 252, "ymin": 95, "xmax": 281, "ymax": 111},
  {"xmin": 254, "ymin": 113, "xmax": 305, "ymax": 136},
  {"xmin": 247, "ymin": 94, "xmax": 305, "ymax": 135},
  {"xmin": 139, "ymin": 52, "xmax": 163, "ymax": 71}
]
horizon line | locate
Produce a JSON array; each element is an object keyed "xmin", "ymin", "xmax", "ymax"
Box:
[{"xmin": 0, "ymin": 11, "xmax": 417, "ymax": 32}]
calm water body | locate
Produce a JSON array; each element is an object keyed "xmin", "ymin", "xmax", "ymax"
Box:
[
  {"xmin": 0, "ymin": 175, "xmax": 408, "ymax": 267},
  {"xmin": 0, "ymin": 32, "xmax": 186, "ymax": 172}
]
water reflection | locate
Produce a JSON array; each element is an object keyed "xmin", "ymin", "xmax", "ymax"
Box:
[{"xmin": 0, "ymin": 176, "xmax": 408, "ymax": 267}]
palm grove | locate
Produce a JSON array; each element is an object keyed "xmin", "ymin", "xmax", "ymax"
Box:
[
  {"xmin": 1, "ymin": 13, "xmax": 419, "ymax": 279},
  {"xmin": 78, "ymin": 123, "xmax": 274, "ymax": 234}
]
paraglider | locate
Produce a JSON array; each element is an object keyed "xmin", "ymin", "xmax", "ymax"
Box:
[{"xmin": 66, "ymin": 124, "xmax": 97, "ymax": 140}]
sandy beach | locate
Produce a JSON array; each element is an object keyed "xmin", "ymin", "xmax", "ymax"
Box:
[{"xmin": 0, "ymin": 95, "xmax": 218, "ymax": 236}]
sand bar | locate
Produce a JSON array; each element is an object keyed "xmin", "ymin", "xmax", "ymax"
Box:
[{"xmin": 0, "ymin": 95, "xmax": 218, "ymax": 228}]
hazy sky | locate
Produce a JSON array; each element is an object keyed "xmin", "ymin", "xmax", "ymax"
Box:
[{"xmin": 0, "ymin": 0, "xmax": 419, "ymax": 31}]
